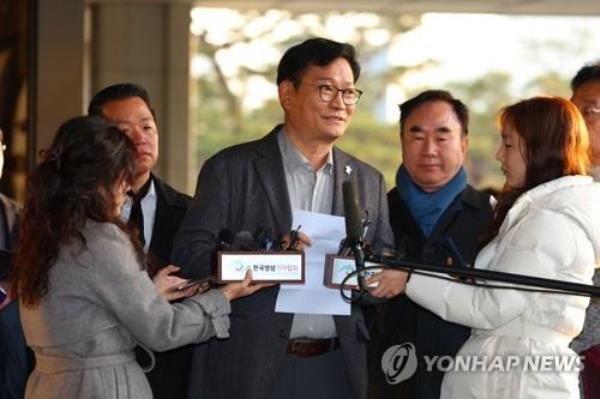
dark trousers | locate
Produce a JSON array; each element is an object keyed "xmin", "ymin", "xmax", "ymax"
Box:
[
  {"xmin": 582, "ymin": 345, "xmax": 600, "ymax": 399},
  {"xmin": 268, "ymin": 349, "xmax": 354, "ymax": 399},
  {"xmin": 0, "ymin": 300, "xmax": 34, "ymax": 399},
  {"xmin": 135, "ymin": 343, "xmax": 194, "ymax": 399}
]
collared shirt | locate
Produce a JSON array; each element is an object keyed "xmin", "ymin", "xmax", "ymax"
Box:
[
  {"xmin": 278, "ymin": 128, "xmax": 338, "ymax": 339},
  {"xmin": 121, "ymin": 179, "xmax": 157, "ymax": 251}
]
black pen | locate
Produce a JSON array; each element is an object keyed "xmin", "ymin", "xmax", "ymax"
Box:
[{"xmin": 288, "ymin": 224, "xmax": 302, "ymax": 250}]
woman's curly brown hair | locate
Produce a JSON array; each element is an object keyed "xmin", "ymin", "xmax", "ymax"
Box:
[{"xmin": 12, "ymin": 116, "xmax": 142, "ymax": 306}]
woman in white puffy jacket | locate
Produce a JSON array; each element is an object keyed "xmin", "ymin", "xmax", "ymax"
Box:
[{"xmin": 388, "ymin": 96, "xmax": 600, "ymax": 398}]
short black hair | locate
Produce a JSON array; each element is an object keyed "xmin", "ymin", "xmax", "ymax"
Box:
[
  {"xmin": 276, "ymin": 37, "xmax": 360, "ymax": 87},
  {"xmin": 399, "ymin": 90, "xmax": 469, "ymax": 136},
  {"xmin": 88, "ymin": 83, "xmax": 156, "ymax": 119},
  {"xmin": 571, "ymin": 62, "xmax": 600, "ymax": 92}
]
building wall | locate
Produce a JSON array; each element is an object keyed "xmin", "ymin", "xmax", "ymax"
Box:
[{"xmin": 33, "ymin": 0, "xmax": 194, "ymax": 195}]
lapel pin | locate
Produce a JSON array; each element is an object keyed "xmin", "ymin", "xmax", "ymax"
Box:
[{"xmin": 344, "ymin": 165, "xmax": 353, "ymax": 177}]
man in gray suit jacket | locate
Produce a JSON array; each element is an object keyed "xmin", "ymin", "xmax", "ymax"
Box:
[{"xmin": 173, "ymin": 38, "xmax": 394, "ymax": 399}]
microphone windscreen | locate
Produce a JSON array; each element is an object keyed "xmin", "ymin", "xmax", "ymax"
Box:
[
  {"xmin": 217, "ymin": 228, "xmax": 235, "ymax": 246},
  {"xmin": 232, "ymin": 231, "xmax": 257, "ymax": 251},
  {"xmin": 254, "ymin": 227, "xmax": 272, "ymax": 249},
  {"xmin": 342, "ymin": 181, "xmax": 363, "ymax": 242}
]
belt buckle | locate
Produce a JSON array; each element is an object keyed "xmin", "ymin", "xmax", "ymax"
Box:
[
  {"xmin": 290, "ymin": 339, "xmax": 304, "ymax": 355},
  {"xmin": 288, "ymin": 338, "xmax": 337, "ymax": 358}
]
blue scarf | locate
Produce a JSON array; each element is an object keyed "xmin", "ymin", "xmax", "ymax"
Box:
[{"xmin": 395, "ymin": 165, "xmax": 467, "ymax": 237}]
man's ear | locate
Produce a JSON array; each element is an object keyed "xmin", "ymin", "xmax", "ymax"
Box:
[
  {"xmin": 278, "ymin": 81, "xmax": 295, "ymax": 110},
  {"xmin": 461, "ymin": 134, "xmax": 469, "ymax": 154}
]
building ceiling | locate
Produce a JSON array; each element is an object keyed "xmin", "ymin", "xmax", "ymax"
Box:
[{"xmin": 194, "ymin": 0, "xmax": 600, "ymax": 16}]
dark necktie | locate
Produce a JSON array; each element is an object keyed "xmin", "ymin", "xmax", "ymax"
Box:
[
  {"xmin": 0, "ymin": 201, "xmax": 8, "ymax": 252},
  {"xmin": 128, "ymin": 177, "xmax": 152, "ymax": 246}
]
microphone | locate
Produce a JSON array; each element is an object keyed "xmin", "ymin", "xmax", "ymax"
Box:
[
  {"xmin": 254, "ymin": 227, "xmax": 274, "ymax": 251},
  {"xmin": 342, "ymin": 181, "xmax": 367, "ymax": 291},
  {"xmin": 231, "ymin": 231, "xmax": 258, "ymax": 251},
  {"xmin": 343, "ymin": 181, "xmax": 363, "ymax": 245},
  {"xmin": 216, "ymin": 228, "xmax": 235, "ymax": 250},
  {"xmin": 366, "ymin": 253, "xmax": 600, "ymax": 298}
]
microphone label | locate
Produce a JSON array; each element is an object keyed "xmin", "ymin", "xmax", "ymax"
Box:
[
  {"xmin": 323, "ymin": 254, "xmax": 382, "ymax": 289},
  {"xmin": 217, "ymin": 251, "xmax": 305, "ymax": 283}
]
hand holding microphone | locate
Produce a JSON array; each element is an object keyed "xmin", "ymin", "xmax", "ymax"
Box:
[
  {"xmin": 341, "ymin": 181, "xmax": 408, "ymax": 301},
  {"xmin": 367, "ymin": 269, "xmax": 409, "ymax": 299},
  {"xmin": 220, "ymin": 270, "xmax": 275, "ymax": 301}
]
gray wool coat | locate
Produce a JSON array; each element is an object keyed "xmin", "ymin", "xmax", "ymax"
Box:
[{"xmin": 20, "ymin": 220, "xmax": 230, "ymax": 399}]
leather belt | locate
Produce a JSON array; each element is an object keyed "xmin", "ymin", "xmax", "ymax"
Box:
[{"xmin": 286, "ymin": 337, "xmax": 340, "ymax": 358}]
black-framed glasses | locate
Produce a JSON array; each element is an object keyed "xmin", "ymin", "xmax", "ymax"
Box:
[{"xmin": 302, "ymin": 83, "xmax": 363, "ymax": 105}]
